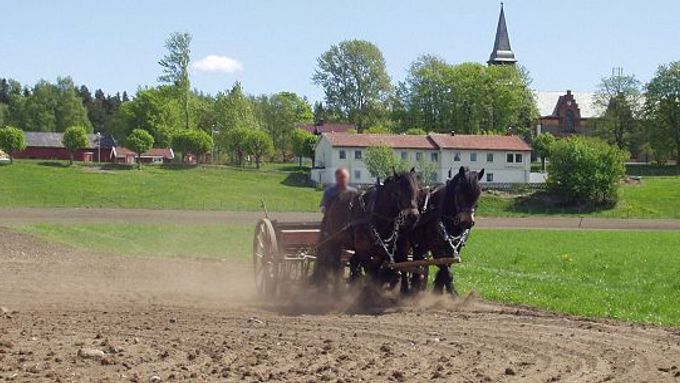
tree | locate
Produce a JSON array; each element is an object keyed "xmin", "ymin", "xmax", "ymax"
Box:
[
  {"xmin": 364, "ymin": 145, "xmax": 397, "ymax": 180},
  {"xmin": 125, "ymin": 129, "xmax": 155, "ymax": 169},
  {"xmin": 159, "ymin": 32, "xmax": 192, "ymax": 130},
  {"xmin": 171, "ymin": 129, "xmax": 214, "ymax": 163},
  {"xmin": 595, "ymin": 70, "xmax": 642, "ymax": 151},
  {"xmin": 223, "ymin": 126, "xmax": 251, "ymax": 166},
  {"xmin": 62, "ymin": 126, "xmax": 89, "ymax": 165},
  {"xmin": 547, "ymin": 137, "xmax": 627, "ymax": 206},
  {"xmin": 645, "ymin": 61, "xmax": 680, "ymax": 165},
  {"xmin": 114, "ymin": 87, "xmax": 182, "ymax": 146},
  {"xmin": 394, "ymin": 58, "xmax": 537, "ymax": 135},
  {"xmin": 405, "ymin": 128, "xmax": 427, "ymax": 135},
  {"xmin": 0, "ymin": 126, "xmax": 26, "ymax": 164},
  {"xmin": 254, "ymin": 92, "xmax": 313, "ymax": 160},
  {"xmin": 312, "ymin": 40, "xmax": 392, "ymax": 132},
  {"xmin": 246, "ymin": 130, "xmax": 274, "ymax": 169},
  {"xmin": 292, "ymin": 129, "xmax": 317, "ymax": 168},
  {"xmin": 532, "ymin": 132, "xmax": 555, "ymax": 171},
  {"xmin": 213, "ymin": 83, "xmax": 259, "ymax": 161}
]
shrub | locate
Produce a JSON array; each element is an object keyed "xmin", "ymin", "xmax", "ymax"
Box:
[
  {"xmin": 547, "ymin": 136, "xmax": 627, "ymax": 205},
  {"xmin": 0, "ymin": 126, "xmax": 26, "ymax": 164},
  {"xmin": 364, "ymin": 144, "xmax": 397, "ymax": 180},
  {"xmin": 125, "ymin": 129, "xmax": 155, "ymax": 169}
]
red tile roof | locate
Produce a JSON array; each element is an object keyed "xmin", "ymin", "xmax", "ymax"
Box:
[
  {"xmin": 428, "ymin": 133, "xmax": 532, "ymax": 151},
  {"xmin": 322, "ymin": 133, "xmax": 531, "ymax": 151},
  {"xmin": 113, "ymin": 147, "xmax": 174, "ymax": 159},
  {"xmin": 298, "ymin": 123, "xmax": 356, "ymax": 134},
  {"xmin": 323, "ymin": 133, "xmax": 438, "ymax": 149}
]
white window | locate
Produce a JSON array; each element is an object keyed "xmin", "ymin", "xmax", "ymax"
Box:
[
  {"xmin": 506, "ymin": 153, "xmax": 514, "ymax": 163},
  {"xmin": 416, "ymin": 152, "xmax": 423, "ymax": 161},
  {"xmin": 339, "ymin": 150, "xmax": 346, "ymax": 159},
  {"xmin": 430, "ymin": 152, "xmax": 439, "ymax": 162},
  {"xmin": 454, "ymin": 152, "xmax": 461, "ymax": 161},
  {"xmin": 354, "ymin": 150, "xmax": 362, "ymax": 160},
  {"xmin": 506, "ymin": 153, "xmax": 524, "ymax": 164},
  {"xmin": 515, "ymin": 153, "xmax": 523, "ymax": 163},
  {"xmin": 486, "ymin": 173, "xmax": 494, "ymax": 182},
  {"xmin": 470, "ymin": 152, "xmax": 477, "ymax": 162},
  {"xmin": 354, "ymin": 170, "xmax": 361, "ymax": 180},
  {"xmin": 486, "ymin": 153, "xmax": 494, "ymax": 162},
  {"xmin": 401, "ymin": 151, "xmax": 408, "ymax": 160}
]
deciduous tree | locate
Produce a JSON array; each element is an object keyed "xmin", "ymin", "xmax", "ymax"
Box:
[
  {"xmin": 595, "ymin": 71, "xmax": 642, "ymax": 151},
  {"xmin": 62, "ymin": 126, "xmax": 89, "ymax": 165},
  {"xmin": 364, "ymin": 145, "xmax": 397, "ymax": 180},
  {"xmin": 125, "ymin": 129, "xmax": 155, "ymax": 169},
  {"xmin": 644, "ymin": 61, "xmax": 680, "ymax": 165},
  {"xmin": 159, "ymin": 32, "xmax": 192, "ymax": 130},
  {"xmin": 532, "ymin": 132, "xmax": 555, "ymax": 171},
  {"xmin": 313, "ymin": 40, "xmax": 391, "ymax": 132},
  {"xmin": 0, "ymin": 126, "xmax": 26, "ymax": 164},
  {"xmin": 246, "ymin": 129, "xmax": 274, "ymax": 169}
]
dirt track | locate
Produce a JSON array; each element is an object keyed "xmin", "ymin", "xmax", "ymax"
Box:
[
  {"xmin": 2, "ymin": 228, "xmax": 680, "ymax": 382},
  {"xmin": 2, "ymin": 207, "xmax": 680, "ymax": 230}
]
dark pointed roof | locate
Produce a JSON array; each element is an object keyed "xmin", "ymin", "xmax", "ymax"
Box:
[{"xmin": 488, "ymin": 3, "xmax": 517, "ymax": 65}]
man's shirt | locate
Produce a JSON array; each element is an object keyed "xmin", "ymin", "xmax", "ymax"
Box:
[{"xmin": 320, "ymin": 184, "xmax": 357, "ymax": 211}]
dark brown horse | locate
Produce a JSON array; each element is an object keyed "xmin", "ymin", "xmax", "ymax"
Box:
[
  {"xmin": 395, "ymin": 166, "xmax": 484, "ymax": 295},
  {"xmin": 312, "ymin": 169, "xmax": 420, "ymax": 291}
]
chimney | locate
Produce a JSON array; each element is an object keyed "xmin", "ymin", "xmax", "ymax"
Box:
[{"xmin": 450, "ymin": 130, "xmax": 455, "ymax": 136}]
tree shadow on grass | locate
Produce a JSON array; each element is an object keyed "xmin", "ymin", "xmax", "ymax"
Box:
[
  {"xmin": 506, "ymin": 191, "xmax": 616, "ymax": 216},
  {"xmin": 37, "ymin": 161, "xmax": 69, "ymax": 168},
  {"xmin": 280, "ymin": 172, "xmax": 315, "ymax": 188}
]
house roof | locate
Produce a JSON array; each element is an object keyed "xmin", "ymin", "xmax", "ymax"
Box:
[
  {"xmin": 428, "ymin": 133, "xmax": 532, "ymax": 151},
  {"xmin": 298, "ymin": 122, "xmax": 356, "ymax": 134},
  {"xmin": 113, "ymin": 146, "xmax": 174, "ymax": 159},
  {"xmin": 533, "ymin": 91, "xmax": 600, "ymax": 119},
  {"xmin": 23, "ymin": 132, "xmax": 116, "ymax": 149},
  {"xmin": 322, "ymin": 133, "xmax": 531, "ymax": 151}
]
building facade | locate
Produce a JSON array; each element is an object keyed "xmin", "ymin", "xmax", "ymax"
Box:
[
  {"xmin": 312, "ymin": 133, "xmax": 531, "ymax": 186},
  {"xmin": 14, "ymin": 132, "xmax": 116, "ymax": 162},
  {"xmin": 534, "ymin": 90, "xmax": 600, "ymax": 137}
]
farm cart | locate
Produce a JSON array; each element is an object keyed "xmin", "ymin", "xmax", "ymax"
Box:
[{"xmin": 252, "ymin": 217, "xmax": 466, "ymax": 297}]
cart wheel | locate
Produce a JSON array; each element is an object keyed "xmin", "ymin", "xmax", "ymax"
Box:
[{"xmin": 253, "ymin": 218, "xmax": 279, "ymax": 297}]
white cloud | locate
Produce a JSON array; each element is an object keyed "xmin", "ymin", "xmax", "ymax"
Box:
[{"xmin": 192, "ymin": 55, "xmax": 243, "ymax": 73}]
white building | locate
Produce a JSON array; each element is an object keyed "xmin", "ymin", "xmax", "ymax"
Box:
[{"xmin": 311, "ymin": 133, "xmax": 532, "ymax": 186}]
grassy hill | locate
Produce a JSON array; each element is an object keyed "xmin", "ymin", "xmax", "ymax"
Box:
[{"xmin": 2, "ymin": 160, "xmax": 680, "ymax": 218}]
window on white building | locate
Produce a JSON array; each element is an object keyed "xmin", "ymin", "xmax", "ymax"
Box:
[
  {"xmin": 354, "ymin": 150, "xmax": 362, "ymax": 160},
  {"xmin": 416, "ymin": 152, "xmax": 423, "ymax": 161},
  {"xmin": 506, "ymin": 153, "xmax": 514, "ymax": 163},
  {"xmin": 401, "ymin": 151, "xmax": 408, "ymax": 160},
  {"xmin": 454, "ymin": 152, "xmax": 461, "ymax": 161},
  {"xmin": 470, "ymin": 152, "xmax": 477, "ymax": 162},
  {"xmin": 354, "ymin": 170, "xmax": 361, "ymax": 180},
  {"xmin": 430, "ymin": 152, "xmax": 439, "ymax": 162},
  {"xmin": 486, "ymin": 173, "xmax": 494, "ymax": 182},
  {"xmin": 487, "ymin": 153, "xmax": 494, "ymax": 162},
  {"xmin": 339, "ymin": 150, "xmax": 346, "ymax": 159},
  {"xmin": 515, "ymin": 153, "xmax": 523, "ymax": 163}
]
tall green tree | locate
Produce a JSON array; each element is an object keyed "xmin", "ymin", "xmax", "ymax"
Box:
[
  {"xmin": 312, "ymin": 40, "xmax": 392, "ymax": 132},
  {"xmin": 255, "ymin": 92, "xmax": 313, "ymax": 160},
  {"xmin": 645, "ymin": 61, "xmax": 680, "ymax": 165},
  {"xmin": 125, "ymin": 129, "xmax": 155, "ymax": 169},
  {"xmin": 171, "ymin": 129, "xmax": 214, "ymax": 163},
  {"xmin": 113, "ymin": 87, "xmax": 182, "ymax": 147},
  {"xmin": 62, "ymin": 125, "xmax": 89, "ymax": 165},
  {"xmin": 292, "ymin": 129, "xmax": 317, "ymax": 168},
  {"xmin": 0, "ymin": 126, "xmax": 26, "ymax": 164},
  {"xmin": 213, "ymin": 83, "xmax": 259, "ymax": 161},
  {"xmin": 245, "ymin": 129, "xmax": 274, "ymax": 169},
  {"xmin": 364, "ymin": 145, "xmax": 397, "ymax": 180},
  {"xmin": 159, "ymin": 32, "xmax": 192, "ymax": 130},
  {"xmin": 532, "ymin": 132, "xmax": 555, "ymax": 171},
  {"xmin": 594, "ymin": 70, "xmax": 642, "ymax": 151}
]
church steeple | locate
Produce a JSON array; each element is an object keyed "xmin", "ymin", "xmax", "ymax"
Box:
[{"xmin": 488, "ymin": 3, "xmax": 517, "ymax": 65}]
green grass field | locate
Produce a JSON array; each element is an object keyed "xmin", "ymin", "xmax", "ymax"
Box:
[
  {"xmin": 2, "ymin": 160, "xmax": 680, "ymax": 218},
  {"xmin": 19, "ymin": 224, "xmax": 680, "ymax": 326},
  {"xmin": 0, "ymin": 160, "xmax": 321, "ymax": 211}
]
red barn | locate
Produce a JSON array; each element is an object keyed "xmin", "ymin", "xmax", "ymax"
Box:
[{"xmin": 14, "ymin": 132, "xmax": 116, "ymax": 162}]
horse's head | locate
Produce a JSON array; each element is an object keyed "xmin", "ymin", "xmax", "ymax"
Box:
[
  {"xmin": 442, "ymin": 166, "xmax": 484, "ymax": 232},
  {"xmin": 379, "ymin": 168, "xmax": 420, "ymax": 227}
]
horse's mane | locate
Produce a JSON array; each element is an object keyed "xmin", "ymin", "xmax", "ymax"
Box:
[{"xmin": 442, "ymin": 167, "xmax": 482, "ymax": 213}]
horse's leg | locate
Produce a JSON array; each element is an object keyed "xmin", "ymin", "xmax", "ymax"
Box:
[
  {"xmin": 432, "ymin": 265, "xmax": 456, "ymax": 296},
  {"xmin": 394, "ymin": 235, "xmax": 410, "ymax": 294}
]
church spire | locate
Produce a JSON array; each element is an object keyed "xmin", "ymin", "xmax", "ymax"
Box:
[{"xmin": 488, "ymin": 3, "xmax": 517, "ymax": 65}]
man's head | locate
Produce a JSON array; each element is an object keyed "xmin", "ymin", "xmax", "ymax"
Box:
[{"xmin": 335, "ymin": 168, "xmax": 349, "ymax": 189}]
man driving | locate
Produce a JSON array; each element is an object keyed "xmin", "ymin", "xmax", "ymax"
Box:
[{"xmin": 320, "ymin": 168, "xmax": 356, "ymax": 213}]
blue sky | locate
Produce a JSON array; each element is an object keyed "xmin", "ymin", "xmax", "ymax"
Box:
[{"xmin": 2, "ymin": 0, "xmax": 679, "ymax": 101}]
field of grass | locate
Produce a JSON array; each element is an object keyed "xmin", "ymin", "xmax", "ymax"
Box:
[
  {"xmin": 19, "ymin": 223, "xmax": 680, "ymax": 326},
  {"xmin": 20, "ymin": 223, "xmax": 252, "ymax": 261},
  {"xmin": 0, "ymin": 160, "xmax": 321, "ymax": 212},
  {"xmin": 3, "ymin": 160, "xmax": 680, "ymax": 218}
]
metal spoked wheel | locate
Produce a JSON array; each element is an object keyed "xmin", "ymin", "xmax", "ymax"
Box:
[{"xmin": 252, "ymin": 218, "xmax": 279, "ymax": 297}]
